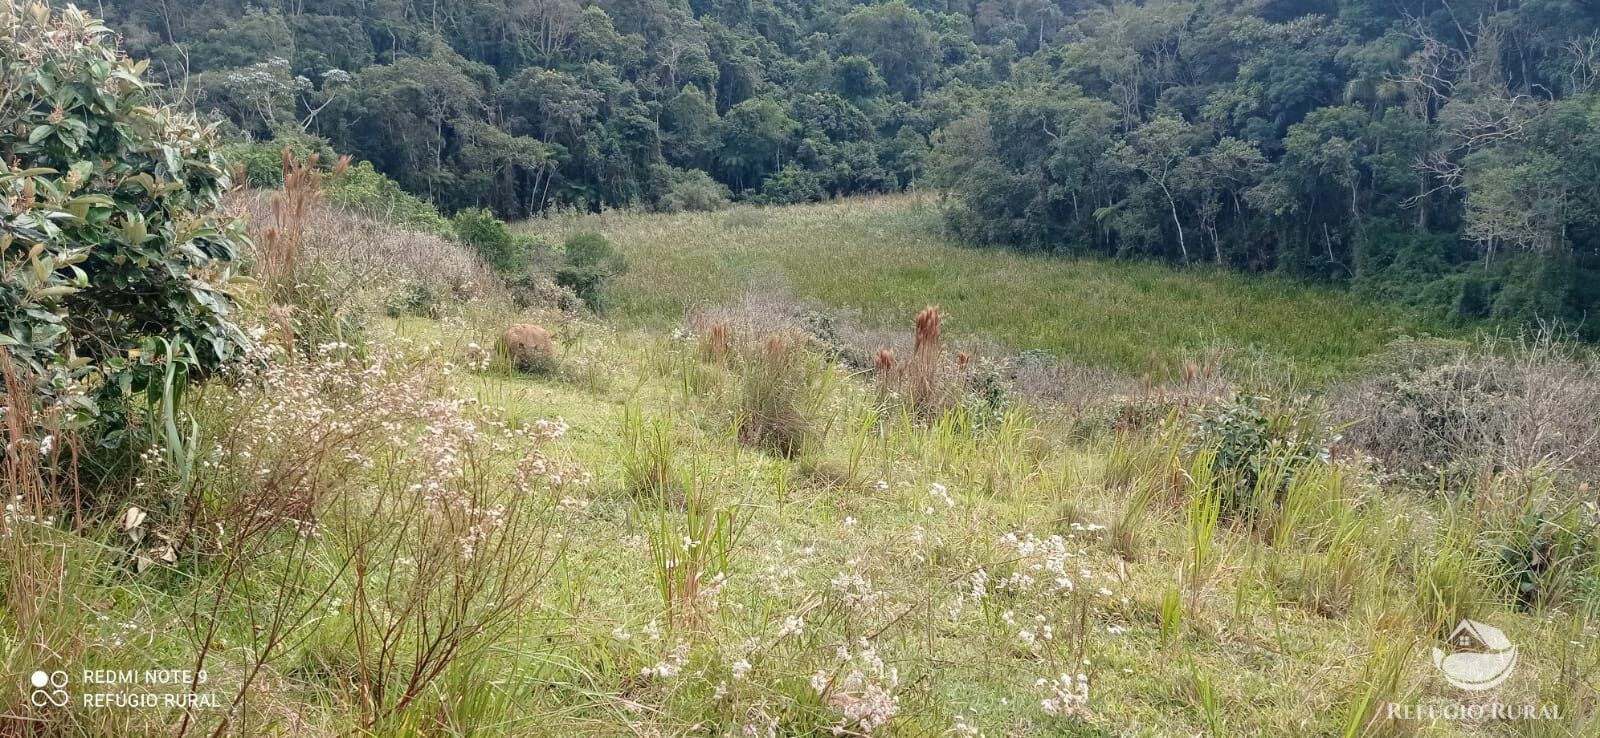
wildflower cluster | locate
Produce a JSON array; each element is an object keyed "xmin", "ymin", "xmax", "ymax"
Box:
[
  {"xmin": 1036, "ymin": 672, "xmax": 1090, "ymax": 719},
  {"xmin": 944, "ymin": 526, "xmax": 1120, "ymax": 720},
  {"xmin": 811, "ymin": 638, "xmax": 901, "ymax": 734}
]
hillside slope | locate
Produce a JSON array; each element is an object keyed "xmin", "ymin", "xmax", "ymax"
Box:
[{"xmin": 8, "ymin": 197, "xmax": 1596, "ymax": 736}]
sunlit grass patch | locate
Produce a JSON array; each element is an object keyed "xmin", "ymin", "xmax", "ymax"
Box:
[{"xmin": 520, "ymin": 195, "xmax": 1447, "ymax": 384}]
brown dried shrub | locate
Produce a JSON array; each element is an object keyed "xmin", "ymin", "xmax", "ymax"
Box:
[
  {"xmin": 238, "ymin": 191, "xmax": 505, "ymax": 317},
  {"xmin": 1332, "ymin": 334, "xmax": 1600, "ymax": 486}
]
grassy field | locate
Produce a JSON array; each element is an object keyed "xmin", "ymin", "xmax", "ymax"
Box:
[
  {"xmin": 522, "ymin": 195, "xmax": 1445, "ymax": 383},
  {"xmin": 9, "ymin": 198, "xmax": 1596, "ymax": 738}
]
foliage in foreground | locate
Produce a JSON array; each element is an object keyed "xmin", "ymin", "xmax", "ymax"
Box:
[{"xmin": 1, "ymin": 0, "xmax": 247, "ymax": 437}]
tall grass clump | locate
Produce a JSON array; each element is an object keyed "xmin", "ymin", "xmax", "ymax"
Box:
[
  {"xmin": 1105, "ymin": 423, "xmax": 1183, "ymax": 559},
  {"xmin": 867, "ymin": 305, "xmax": 1007, "ymax": 424},
  {"xmin": 1466, "ymin": 472, "xmax": 1599, "ymax": 612},
  {"xmin": 621, "ymin": 406, "xmax": 682, "ymax": 501},
  {"xmin": 1, "ymin": 354, "xmax": 95, "ymax": 733},
  {"xmin": 1184, "ymin": 446, "xmax": 1223, "ymax": 606},
  {"xmin": 1412, "ymin": 514, "xmax": 1498, "ymax": 636},
  {"xmin": 735, "ymin": 333, "xmax": 837, "ymax": 458},
  {"xmin": 646, "ymin": 466, "xmax": 747, "ymax": 632},
  {"xmin": 1339, "ymin": 633, "xmax": 1416, "ymax": 738},
  {"xmin": 256, "ymin": 149, "xmax": 349, "ymax": 302}
]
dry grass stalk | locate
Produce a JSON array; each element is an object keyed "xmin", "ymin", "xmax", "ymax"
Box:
[
  {"xmin": 906, "ymin": 305, "xmax": 945, "ymax": 412},
  {"xmin": 700, "ymin": 320, "xmax": 733, "ymax": 365},
  {"xmin": 2, "ymin": 351, "xmax": 87, "ymax": 733},
  {"xmin": 2, "ymin": 351, "xmax": 48, "ymax": 533},
  {"xmin": 258, "ymin": 149, "xmax": 350, "ymax": 301}
]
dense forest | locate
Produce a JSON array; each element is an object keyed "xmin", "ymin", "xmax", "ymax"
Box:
[{"xmin": 90, "ymin": 0, "xmax": 1600, "ymax": 335}]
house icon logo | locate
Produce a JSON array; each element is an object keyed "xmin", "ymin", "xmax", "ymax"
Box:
[{"xmin": 1432, "ymin": 619, "xmax": 1518, "ymax": 691}]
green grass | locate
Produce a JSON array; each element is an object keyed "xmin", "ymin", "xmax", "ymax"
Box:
[
  {"xmin": 521, "ymin": 194, "xmax": 1447, "ymax": 383},
  {"xmin": 15, "ymin": 200, "xmax": 1596, "ymax": 738}
]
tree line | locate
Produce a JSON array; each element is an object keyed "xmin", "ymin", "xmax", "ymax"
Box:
[{"xmin": 94, "ymin": 0, "xmax": 1600, "ymax": 335}]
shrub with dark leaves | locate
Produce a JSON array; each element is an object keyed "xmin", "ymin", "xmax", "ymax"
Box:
[
  {"xmin": 1188, "ymin": 395, "xmax": 1337, "ymax": 512},
  {"xmin": 1, "ymin": 2, "xmax": 248, "ymax": 441}
]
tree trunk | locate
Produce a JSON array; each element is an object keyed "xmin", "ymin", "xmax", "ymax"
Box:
[{"xmin": 1159, "ymin": 181, "xmax": 1188, "ymax": 263}]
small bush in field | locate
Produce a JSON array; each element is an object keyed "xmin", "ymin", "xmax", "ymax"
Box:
[
  {"xmin": 1187, "ymin": 395, "xmax": 1336, "ymax": 513},
  {"xmin": 1, "ymin": 2, "xmax": 248, "ymax": 438},
  {"xmin": 556, "ymin": 232, "xmax": 628, "ymax": 311},
  {"xmin": 451, "ymin": 207, "xmax": 524, "ymax": 272},
  {"xmin": 506, "ymin": 272, "xmax": 584, "ymax": 313},
  {"xmin": 660, "ymin": 168, "xmax": 731, "ymax": 212},
  {"xmin": 383, "ymin": 282, "xmax": 443, "ymax": 319}
]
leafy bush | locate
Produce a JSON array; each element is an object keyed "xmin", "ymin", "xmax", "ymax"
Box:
[
  {"xmin": 451, "ymin": 207, "xmax": 523, "ymax": 272},
  {"xmin": 1, "ymin": 2, "xmax": 249, "ymax": 438},
  {"xmin": 505, "ymin": 273, "xmax": 583, "ymax": 314},
  {"xmin": 383, "ymin": 282, "xmax": 444, "ymax": 319},
  {"xmin": 1187, "ymin": 395, "xmax": 1337, "ymax": 513},
  {"xmin": 324, "ymin": 160, "xmax": 450, "ymax": 234},
  {"xmin": 220, "ymin": 131, "xmax": 336, "ymax": 187},
  {"xmin": 659, "ymin": 168, "xmax": 731, "ymax": 212},
  {"xmin": 555, "ymin": 232, "xmax": 628, "ymax": 311},
  {"xmin": 757, "ymin": 164, "xmax": 825, "ymax": 205}
]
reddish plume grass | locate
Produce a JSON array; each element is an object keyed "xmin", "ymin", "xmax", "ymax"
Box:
[
  {"xmin": 907, "ymin": 305, "xmax": 944, "ymax": 411},
  {"xmin": 258, "ymin": 148, "xmax": 350, "ymax": 301},
  {"xmin": 700, "ymin": 320, "xmax": 733, "ymax": 365}
]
